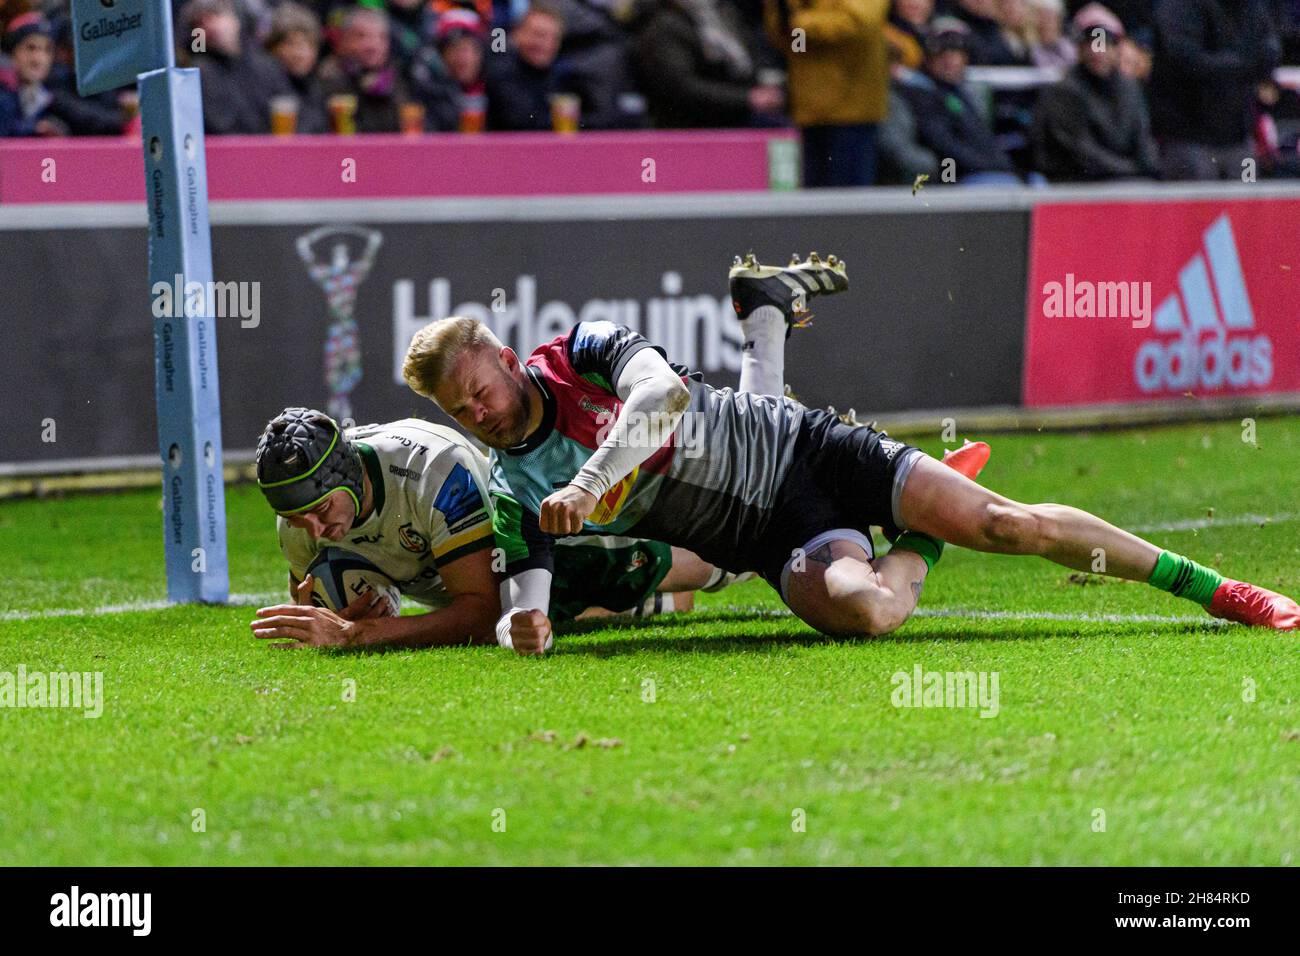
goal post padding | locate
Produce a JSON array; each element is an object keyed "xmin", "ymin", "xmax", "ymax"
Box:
[{"xmin": 73, "ymin": 1, "xmax": 230, "ymax": 603}]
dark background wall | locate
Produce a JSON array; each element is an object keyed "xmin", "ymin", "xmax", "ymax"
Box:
[{"xmin": 0, "ymin": 208, "xmax": 1029, "ymax": 465}]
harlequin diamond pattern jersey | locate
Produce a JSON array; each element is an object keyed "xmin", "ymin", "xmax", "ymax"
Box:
[{"xmin": 488, "ymin": 321, "xmax": 809, "ymax": 578}]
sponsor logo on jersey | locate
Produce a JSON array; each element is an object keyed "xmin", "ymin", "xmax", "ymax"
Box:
[
  {"xmin": 448, "ymin": 514, "xmax": 489, "ymax": 535},
  {"xmin": 386, "ymin": 434, "xmax": 429, "ymax": 456},
  {"xmin": 350, "ymin": 532, "xmax": 383, "ymax": 545},
  {"xmin": 388, "ymin": 464, "xmax": 422, "ymax": 481},
  {"xmin": 434, "ymin": 464, "xmax": 486, "ymax": 532},
  {"xmin": 625, "ymin": 549, "xmax": 648, "ymax": 573},
  {"xmin": 590, "ymin": 467, "xmax": 638, "ymax": 524},
  {"xmin": 1135, "ymin": 214, "xmax": 1272, "ymax": 395},
  {"xmin": 579, "ymin": 395, "xmax": 614, "ymax": 418},
  {"xmin": 398, "ymin": 523, "xmax": 430, "ymax": 555}
]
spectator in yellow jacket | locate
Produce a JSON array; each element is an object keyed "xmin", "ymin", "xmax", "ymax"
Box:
[{"xmin": 764, "ymin": 0, "xmax": 890, "ymax": 186}]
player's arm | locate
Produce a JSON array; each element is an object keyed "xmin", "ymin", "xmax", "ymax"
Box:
[
  {"xmin": 541, "ymin": 326, "xmax": 690, "ymax": 535},
  {"xmin": 492, "ymin": 492, "xmax": 557, "ymax": 655},
  {"xmin": 344, "ymin": 546, "xmax": 499, "ymax": 649},
  {"xmin": 497, "ymin": 567, "xmax": 554, "ymax": 655},
  {"xmin": 253, "ymin": 568, "xmax": 497, "ymax": 648},
  {"xmin": 343, "ymin": 443, "xmax": 501, "ymax": 648}
]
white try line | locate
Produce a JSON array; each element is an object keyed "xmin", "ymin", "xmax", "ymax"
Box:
[
  {"xmin": 1, "ymin": 595, "xmax": 1225, "ymax": 628},
  {"xmin": 1127, "ymin": 511, "xmax": 1299, "ymax": 534},
  {"xmin": 1, "ymin": 592, "xmax": 282, "ymax": 623},
  {"xmin": 627, "ymin": 604, "xmax": 1225, "ymax": 627},
  {"xmin": 911, "ymin": 607, "xmax": 1226, "ymax": 626}
]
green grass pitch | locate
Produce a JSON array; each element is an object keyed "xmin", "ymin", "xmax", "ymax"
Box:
[{"xmin": 2, "ymin": 416, "xmax": 1298, "ymax": 865}]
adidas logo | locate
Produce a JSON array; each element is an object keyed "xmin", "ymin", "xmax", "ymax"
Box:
[
  {"xmin": 1135, "ymin": 214, "xmax": 1273, "ymax": 394},
  {"xmin": 879, "ymin": 436, "xmax": 907, "ymax": 460}
]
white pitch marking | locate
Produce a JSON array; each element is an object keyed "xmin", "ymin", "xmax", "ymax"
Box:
[
  {"xmin": 2, "ymin": 597, "xmax": 1226, "ymax": 628},
  {"xmin": 911, "ymin": 606, "xmax": 1226, "ymax": 626},
  {"xmin": 1128, "ymin": 511, "xmax": 1298, "ymax": 533},
  {"xmin": 1, "ymin": 592, "xmax": 282, "ymax": 622},
  {"xmin": 694, "ymin": 605, "xmax": 1225, "ymax": 627},
  {"xmin": 4, "ymin": 511, "xmax": 1291, "ymax": 625}
]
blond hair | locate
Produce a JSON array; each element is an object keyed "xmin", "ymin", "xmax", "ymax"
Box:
[{"xmin": 402, "ymin": 316, "xmax": 502, "ymax": 399}]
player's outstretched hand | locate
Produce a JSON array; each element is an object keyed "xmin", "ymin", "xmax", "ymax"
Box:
[
  {"xmin": 539, "ymin": 485, "xmax": 598, "ymax": 536},
  {"xmin": 509, "ymin": 609, "xmax": 552, "ymax": 655},
  {"xmin": 250, "ymin": 604, "xmax": 357, "ymax": 649}
]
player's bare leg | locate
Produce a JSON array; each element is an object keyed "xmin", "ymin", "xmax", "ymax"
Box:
[
  {"xmin": 658, "ymin": 547, "xmax": 719, "ymax": 591},
  {"xmin": 897, "ymin": 454, "xmax": 1299, "ymax": 630},
  {"xmin": 781, "ymin": 442, "xmax": 993, "ymax": 636},
  {"xmin": 784, "ymin": 537, "xmax": 928, "ymax": 636},
  {"xmin": 574, "ymin": 589, "xmax": 696, "ymax": 620},
  {"xmin": 588, "ymin": 549, "xmax": 753, "ymax": 620},
  {"xmin": 659, "ymin": 547, "xmax": 753, "ymax": 593},
  {"xmin": 899, "ymin": 455, "xmax": 1160, "ymax": 577},
  {"xmin": 732, "ymin": 243, "xmax": 1295, "ymax": 633},
  {"xmin": 574, "ymin": 548, "xmax": 724, "ymax": 620},
  {"xmin": 613, "ymin": 547, "xmax": 716, "ymax": 619}
]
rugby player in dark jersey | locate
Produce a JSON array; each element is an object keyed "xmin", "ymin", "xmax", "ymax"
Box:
[{"xmin": 403, "ymin": 253, "xmax": 1300, "ymax": 654}]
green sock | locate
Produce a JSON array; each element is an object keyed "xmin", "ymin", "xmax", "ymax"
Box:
[
  {"xmin": 891, "ymin": 532, "xmax": 945, "ymax": 571},
  {"xmin": 1147, "ymin": 550, "xmax": 1224, "ymax": 606}
]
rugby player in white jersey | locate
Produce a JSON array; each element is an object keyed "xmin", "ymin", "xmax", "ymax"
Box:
[{"xmin": 246, "ymin": 411, "xmax": 731, "ymax": 648}]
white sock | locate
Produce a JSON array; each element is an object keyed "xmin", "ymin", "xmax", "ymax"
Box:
[
  {"xmin": 738, "ymin": 305, "xmax": 786, "ymax": 397},
  {"xmin": 701, "ymin": 568, "xmax": 757, "ymax": 592},
  {"xmin": 635, "ymin": 592, "xmax": 674, "ymax": 617}
]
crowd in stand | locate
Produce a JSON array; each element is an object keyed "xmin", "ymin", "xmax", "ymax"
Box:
[{"xmin": 1, "ymin": 0, "xmax": 1299, "ymax": 187}]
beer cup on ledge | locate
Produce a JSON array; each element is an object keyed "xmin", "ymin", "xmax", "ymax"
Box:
[
  {"xmin": 270, "ymin": 95, "xmax": 299, "ymax": 136},
  {"xmin": 548, "ymin": 93, "xmax": 580, "ymax": 134},
  {"xmin": 459, "ymin": 93, "xmax": 487, "ymax": 134},
  {"xmin": 399, "ymin": 101, "xmax": 426, "ymax": 135},
  {"xmin": 327, "ymin": 94, "xmax": 358, "ymax": 135}
]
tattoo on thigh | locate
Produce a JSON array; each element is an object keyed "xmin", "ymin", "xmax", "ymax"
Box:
[{"xmin": 806, "ymin": 543, "xmax": 835, "ymax": 567}]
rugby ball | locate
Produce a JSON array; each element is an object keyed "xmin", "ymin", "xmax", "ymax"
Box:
[{"xmin": 304, "ymin": 547, "xmax": 402, "ymax": 615}]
